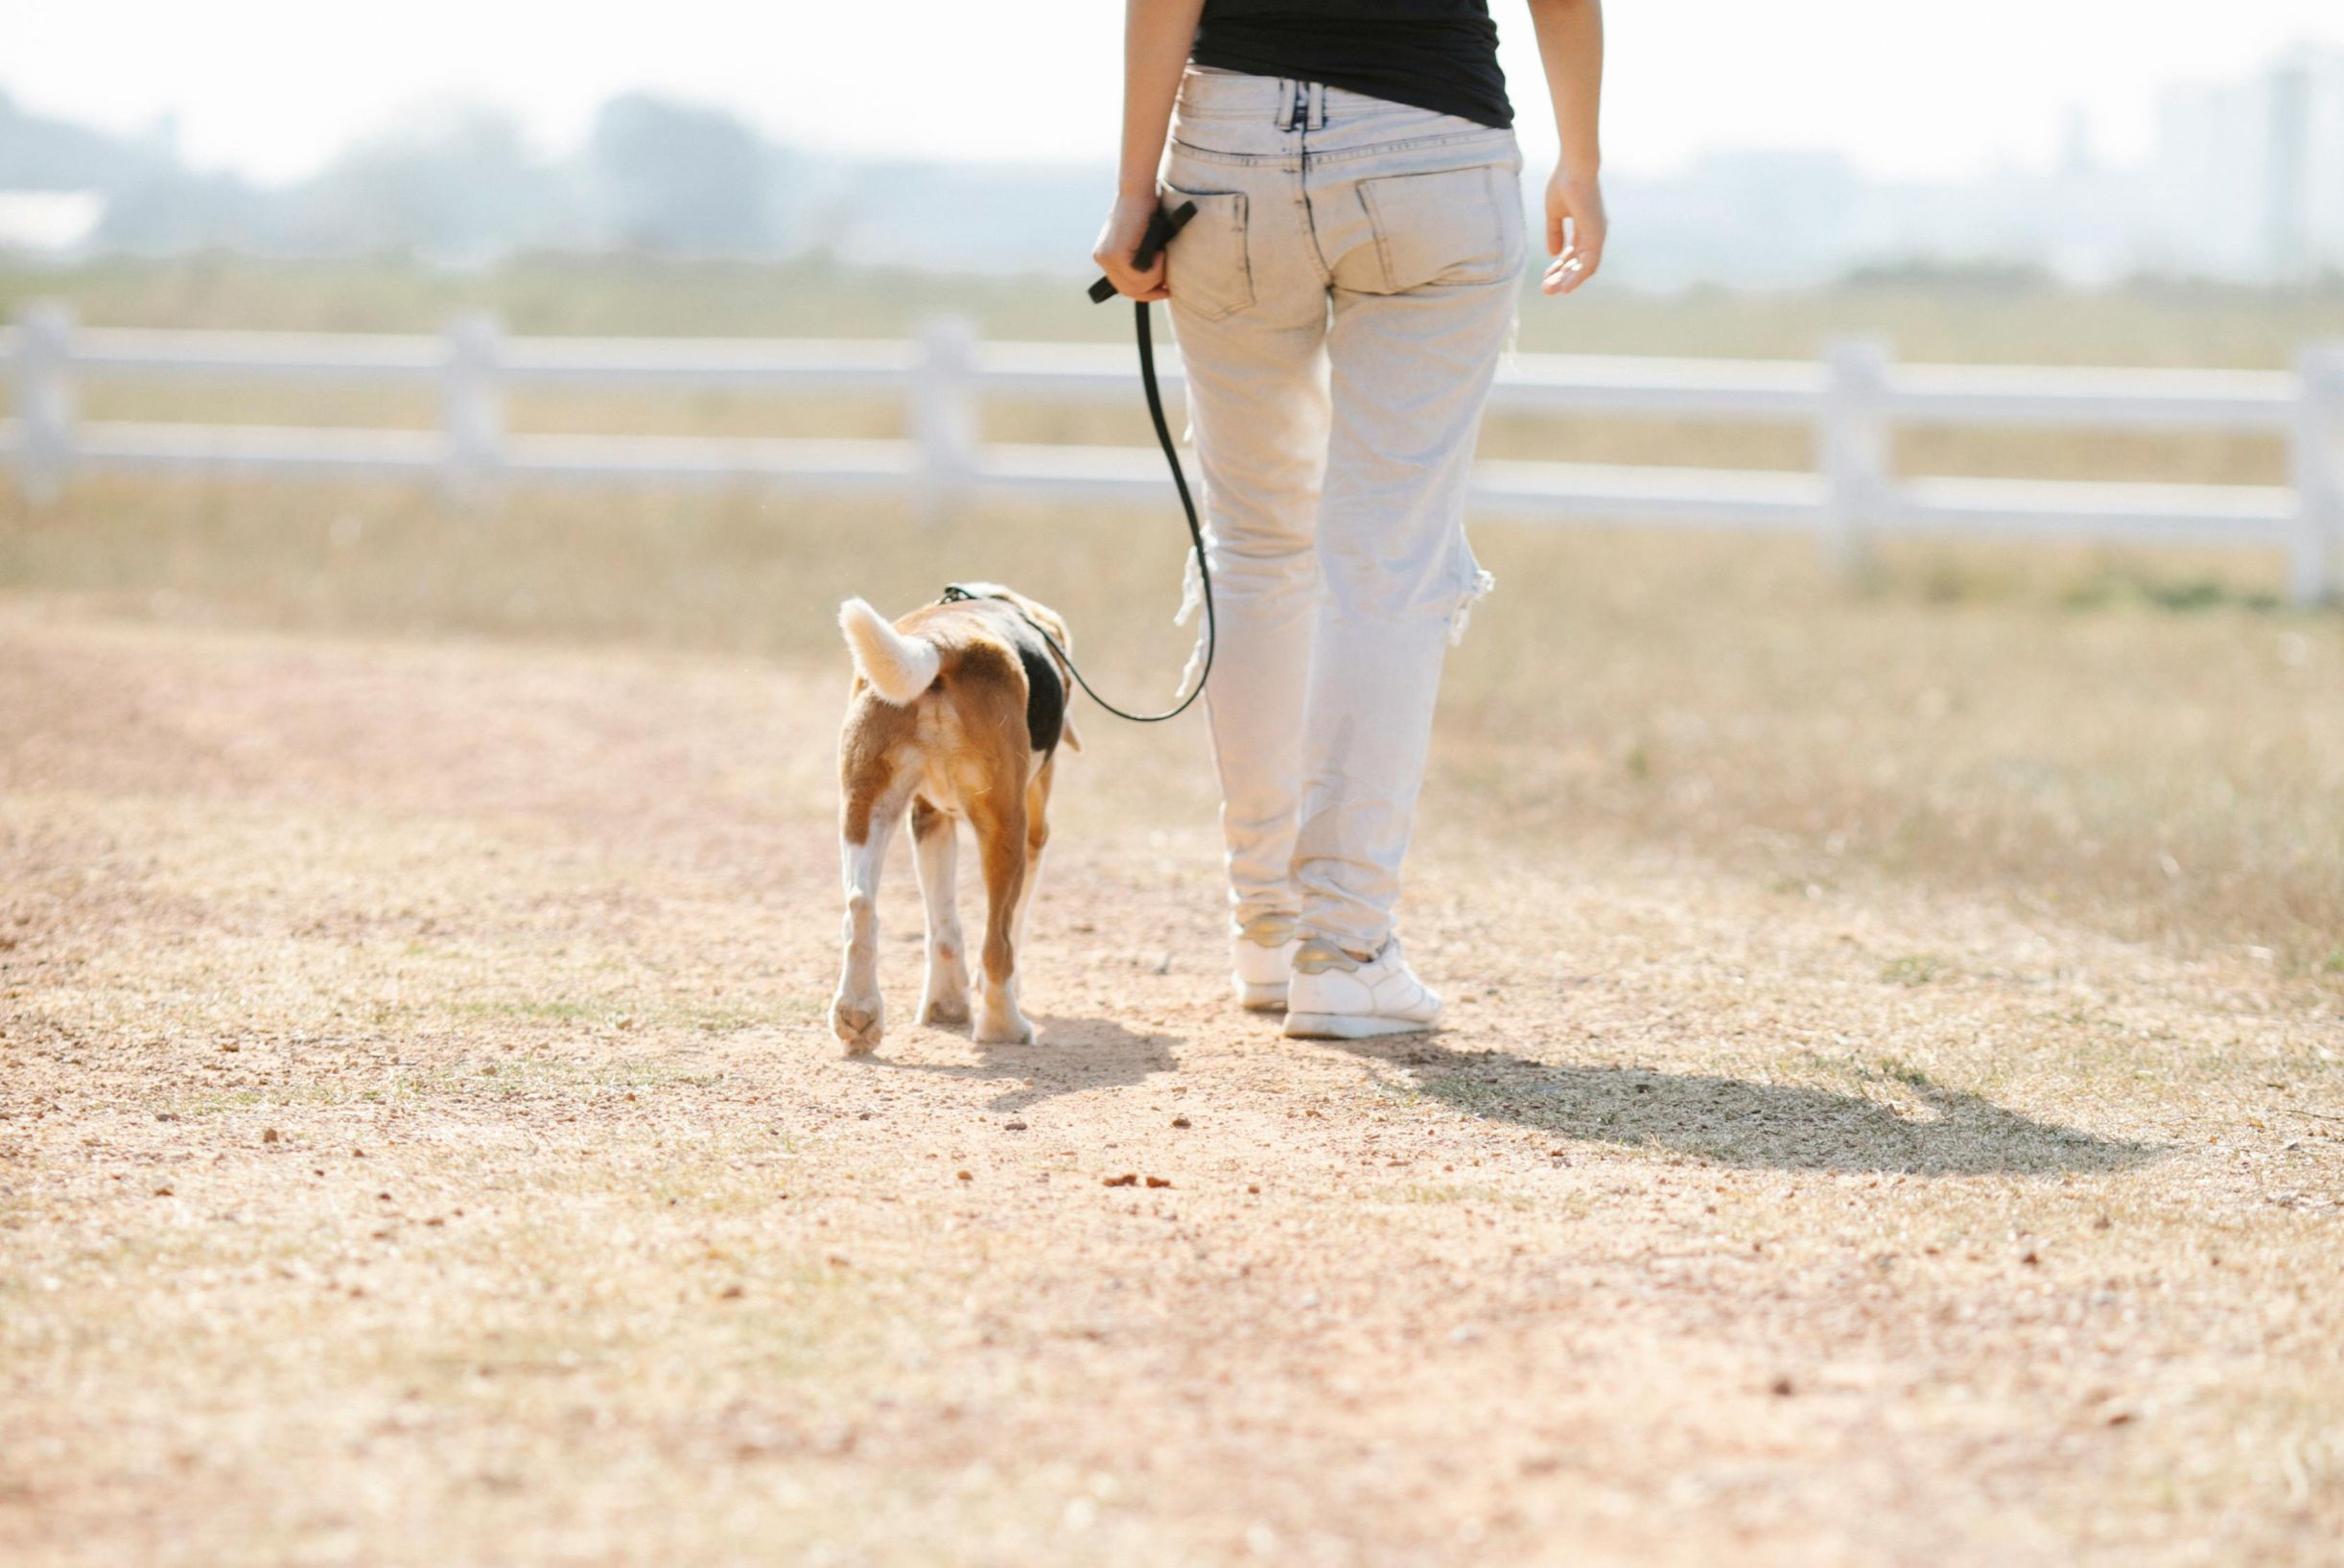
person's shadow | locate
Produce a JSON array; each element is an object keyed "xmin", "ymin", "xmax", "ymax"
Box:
[
  {"xmin": 868, "ymin": 1015, "xmax": 1180, "ymax": 1113},
  {"xmin": 1337, "ymin": 1036, "xmax": 2153, "ymax": 1176}
]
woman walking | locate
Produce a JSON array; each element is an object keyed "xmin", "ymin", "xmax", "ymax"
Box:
[{"xmin": 1093, "ymin": 0, "xmax": 1606, "ymax": 1038}]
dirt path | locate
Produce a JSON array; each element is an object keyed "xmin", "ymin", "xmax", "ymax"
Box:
[{"xmin": 2, "ymin": 601, "xmax": 2337, "ymax": 1567}]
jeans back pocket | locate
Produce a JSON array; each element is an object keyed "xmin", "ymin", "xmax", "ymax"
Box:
[
  {"xmin": 1357, "ymin": 165, "xmax": 1522, "ymax": 293},
  {"xmin": 1160, "ymin": 183, "xmax": 1254, "ymax": 322}
]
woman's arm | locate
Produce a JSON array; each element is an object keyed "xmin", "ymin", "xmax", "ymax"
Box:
[
  {"xmin": 1092, "ymin": 0, "xmax": 1207, "ymax": 301},
  {"xmin": 1526, "ymin": 0, "xmax": 1606, "ymax": 294}
]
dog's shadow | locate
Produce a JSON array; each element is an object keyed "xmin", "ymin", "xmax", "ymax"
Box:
[
  {"xmin": 869, "ymin": 1015, "xmax": 1180, "ymax": 1113},
  {"xmin": 1333, "ymin": 1036, "xmax": 2155, "ymax": 1176}
]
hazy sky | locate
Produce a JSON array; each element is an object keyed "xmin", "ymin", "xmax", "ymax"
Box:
[{"xmin": 6, "ymin": 2, "xmax": 2341, "ymax": 184}]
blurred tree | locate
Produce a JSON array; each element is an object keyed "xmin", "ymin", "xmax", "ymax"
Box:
[
  {"xmin": 288, "ymin": 104, "xmax": 567, "ymax": 262},
  {"xmin": 0, "ymin": 88, "xmax": 178, "ymax": 190},
  {"xmin": 586, "ymin": 94, "xmax": 782, "ymax": 255}
]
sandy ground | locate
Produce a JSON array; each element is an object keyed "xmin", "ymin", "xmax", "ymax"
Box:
[{"xmin": 1, "ymin": 599, "xmax": 2338, "ymax": 1567}]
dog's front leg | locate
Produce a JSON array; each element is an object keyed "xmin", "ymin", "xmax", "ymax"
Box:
[
  {"xmin": 830, "ymin": 798, "xmax": 900, "ymax": 1055},
  {"xmin": 911, "ymin": 798, "xmax": 971, "ymax": 1028}
]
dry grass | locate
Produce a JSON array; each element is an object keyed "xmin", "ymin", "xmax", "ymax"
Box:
[{"xmin": 5, "ymin": 477, "xmax": 2340, "ymax": 983}]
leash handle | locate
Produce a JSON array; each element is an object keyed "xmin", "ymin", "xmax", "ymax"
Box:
[{"xmin": 1088, "ymin": 200, "xmax": 1199, "ymax": 304}]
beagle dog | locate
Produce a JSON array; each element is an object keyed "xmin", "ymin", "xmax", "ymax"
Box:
[{"xmin": 830, "ymin": 585, "xmax": 1078, "ymax": 1054}]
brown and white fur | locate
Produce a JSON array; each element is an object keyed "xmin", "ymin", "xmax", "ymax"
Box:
[{"xmin": 830, "ymin": 585, "xmax": 1079, "ymax": 1054}]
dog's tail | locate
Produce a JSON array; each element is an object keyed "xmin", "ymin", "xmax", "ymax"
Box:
[{"xmin": 838, "ymin": 597, "xmax": 942, "ymax": 706}]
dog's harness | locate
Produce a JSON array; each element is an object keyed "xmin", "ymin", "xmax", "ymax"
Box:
[{"xmin": 942, "ymin": 199, "xmax": 1209, "ymax": 725}]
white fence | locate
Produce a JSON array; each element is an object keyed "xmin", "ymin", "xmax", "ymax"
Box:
[{"xmin": 5, "ymin": 301, "xmax": 2341, "ymax": 603}]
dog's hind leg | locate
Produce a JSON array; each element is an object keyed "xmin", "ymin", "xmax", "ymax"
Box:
[
  {"xmin": 1011, "ymin": 758, "xmax": 1055, "ymax": 949},
  {"xmin": 831, "ymin": 774, "xmax": 906, "ymax": 1055},
  {"xmin": 969, "ymin": 792, "xmax": 1036, "ymax": 1046},
  {"xmin": 911, "ymin": 797, "xmax": 972, "ymax": 1029}
]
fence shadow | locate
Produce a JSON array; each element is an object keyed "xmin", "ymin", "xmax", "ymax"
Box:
[
  {"xmin": 1337, "ymin": 1037, "xmax": 2154, "ymax": 1176},
  {"xmin": 866, "ymin": 1014, "xmax": 1180, "ymax": 1113}
]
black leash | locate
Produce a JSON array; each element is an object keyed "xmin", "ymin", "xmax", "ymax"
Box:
[{"xmin": 945, "ymin": 199, "xmax": 1210, "ymax": 724}]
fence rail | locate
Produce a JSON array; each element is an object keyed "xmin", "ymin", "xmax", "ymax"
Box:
[{"xmin": 5, "ymin": 302, "xmax": 2340, "ymax": 603}]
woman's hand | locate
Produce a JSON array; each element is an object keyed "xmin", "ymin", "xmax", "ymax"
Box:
[
  {"xmin": 1527, "ymin": 0, "xmax": 1605, "ymax": 295},
  {"xmin": 1104, "ymin": 2, "xmax": 1204, "ymax": 296},
  {"xmin": 1542, "ymin": 167, "xmax": 1606, "ymax": 295},
  {"xmin": 1093, "ymin": 191, "xmax": 1171, "ymax": 302}
]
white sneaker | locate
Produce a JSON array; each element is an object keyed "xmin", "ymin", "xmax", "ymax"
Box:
[
  {"xmin": 1231, "ymin": 913, "xmax": 1300, "ymax": 1013},
  {"xmin": 1282, "ymin": 936, "xmax": 1443, "ymax": 1039}
]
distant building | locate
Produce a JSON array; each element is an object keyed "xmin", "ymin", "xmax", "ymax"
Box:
[{"xmin": 2152, "ymin": 44, "xmax": 2344, "ymax": 283}]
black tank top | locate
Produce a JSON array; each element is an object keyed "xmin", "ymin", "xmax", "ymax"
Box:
[{"xmin": 1191, "ymin": 1, "xmax": 1512, "ymax": 130}]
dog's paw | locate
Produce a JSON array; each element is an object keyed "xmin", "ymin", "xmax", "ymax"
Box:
[
  {"xmin": 973, "ymin": 1010, "xmax": 1036, "ymax": 1046},
  {"xmin": 831, "ymin": 995, "xmax": 884, "ymax": 1055},
  {"xmin": 920, "ymin": 991, "xmax": 973, "ymax": 1030}
]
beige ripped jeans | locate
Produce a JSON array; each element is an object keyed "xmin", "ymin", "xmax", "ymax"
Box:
[{"xmin": 1163, "ymin": 65, "xmax": 1523, "ymax": 954}]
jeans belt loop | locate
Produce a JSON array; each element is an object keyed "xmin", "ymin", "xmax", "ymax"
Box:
[
  {"xmin": 1275, "ymin": 78, "xmax": 1297, "ymax": 131},
  {"xmin": 1308, "ymin": 81, "xmax": 1327, "ymax": 131}
]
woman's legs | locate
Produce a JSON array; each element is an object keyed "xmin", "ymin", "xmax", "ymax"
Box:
[
  {"xmin": 1165, "ymin": 187, "xmax": 1334, "ymax": 937},
  {"xmin": 1278, "ymin": 269, "xmax": 1512, "ymax": 1038},
  {"xmin": 1290, "ymin": 278, "xmax": 1512, "ymax": 955},
  {"xmin": 1175, "ymin": 228, "xmax": 1516, "ymax": 959},
  {"xmin": 1162, "ymin": 69, "xmax": 1521, "ymax": 971}
]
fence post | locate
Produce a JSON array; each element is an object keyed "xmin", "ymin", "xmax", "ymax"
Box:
[
  {"xmin": 2287, "ymin": 343, "xmax": 2343, "ymax": 608},
  {"xmin": 911, "ymin": 315, "xmax": 978, "ymax": 526},
  {"xmin": 440, "ymin": 311, "xmax": 504, "ymax": 505},
  {"xmin": 1818, "ymin": 337, "xmax": 1891, "ymax": 578},
  {"xmin": 12, "ymin": 302, "xmax": 76, "ymax": 505}
]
